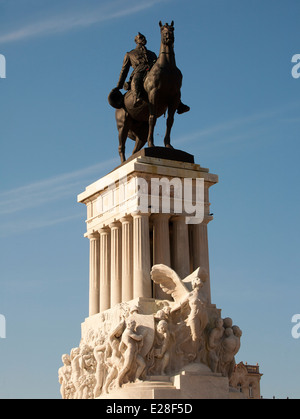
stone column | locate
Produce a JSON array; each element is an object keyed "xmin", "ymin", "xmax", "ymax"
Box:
[
  {"xmin": 171, "ymin": 216, "xmax": 190, "ymax": 279},
  {"xmin": 191, "ymin": 218, "xmax": 211, "ymax": 303},
  {"xmin": 152, "ymin": 213, "xmax": 171, "ymax": 299},
  {"xmin": 121, "ymin": 215, "xmax": 133, "ymax": 302},
  {"xmin": 110, "ymin": 221, "xmax": 122, "ymax": 308},
  {"xmin": 132, "ymin": 212, "xmax": 151, "ymax": 299},
  {"xmin": 99, "ymin": 227, "xmax": 111, "ymax": 312},
  {"xmin": 87, "ymin": 232, "xmax": 100, "ymax": 316}
]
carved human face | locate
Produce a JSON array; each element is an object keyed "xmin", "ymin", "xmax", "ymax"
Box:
[
  {"xmin": 70, "ymin": 347, "xmax": 80, "ymax": 359},
  {"xmin": 223, "ymin": 317, "xmax": 233, "ymax": 328},
  {"xmin": 232, "ymin": 325, "xmax": 242, "ymax": 337},
  {"xmin": 216, "ymin": 318, "xmax": 223, "ymax": 328},
  {"xmin": 163, "ymin": 306, "xmax": 171, "ymax": 315},
  {"xmin": 225, "ymin": 328, "xmax": 233, "ymax": 337},
  {"xmin": 127, "ymin": 319, "xmax": 136, "ymax": 330},
  {"xmin": 62, "ymin": 354, "xmax": 71, "ymax": 365},
  {"xmin": 157, "ymin": 320, "xmax": 168, "ymax": 334},
  {"xmin": 135, "ymin": 33, "xmax": 147, "ymax": 46},
  {"xmin": 192, "ymin": 278, "xmax": 202, "ymax": 290}
]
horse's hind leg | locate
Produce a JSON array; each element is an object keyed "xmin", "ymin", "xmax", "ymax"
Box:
[
  {"xmin": 132, "ymin": 137, "xmax": 146, "ymax": 155},
  {"xmin": 117, "ymin": 112, "xmax": 131, "ymax": 163}
]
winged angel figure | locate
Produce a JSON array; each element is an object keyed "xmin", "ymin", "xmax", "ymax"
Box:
[{"xmin": 151, "ymin": 264, "xmax": 209, "ymax": 358}]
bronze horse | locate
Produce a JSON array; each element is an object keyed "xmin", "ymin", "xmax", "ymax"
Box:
[{"xmin": 110, "ymin": 21, "xmax": 186, "ymax": 163}]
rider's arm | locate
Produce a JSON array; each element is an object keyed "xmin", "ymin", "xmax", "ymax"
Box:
[{"xmin": 116, "ymin": 52, "xmax": 131, "ymax": 90}]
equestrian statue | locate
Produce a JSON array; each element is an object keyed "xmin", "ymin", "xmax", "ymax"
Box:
[{"xmin": 108, "ymin": 21, "xmax": 190, "ymax": 163}]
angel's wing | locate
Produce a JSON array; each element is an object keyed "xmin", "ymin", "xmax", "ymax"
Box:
[
  {"xmin": 151, "ymin": 264, "xmax": 189, "ymax": 303},
  {"xmin": 109, "ymin": 319, "xmax": 125, "ymax": 339}
]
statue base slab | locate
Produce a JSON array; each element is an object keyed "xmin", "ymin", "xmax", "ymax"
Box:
[
  {"xmin": 121, "ymin": 146, "xmax": 195, "ymax": 165},
  {"xmin": 98, "ymin": 363, "xmax": 245, "ymax": 399}
]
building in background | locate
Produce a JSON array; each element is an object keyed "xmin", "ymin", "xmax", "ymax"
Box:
[{"xmin": 230, "ymin": 362, "xmax": 263, "ymax": 399}]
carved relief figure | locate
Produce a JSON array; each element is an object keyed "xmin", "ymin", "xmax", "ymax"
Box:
[
  {"xmin": 219, "ymin": 324, "xmax": 242, "ymax": 378},
  {"xmin": 154, "ymin": 305, "xmax": 171, "ymax": 322},
  {"xmin": 117, "ymin": 319, "xmax": 146, "ymax": 387},
  {"xmin": 58, "ymin": 354, "xmax": 71, "ymax": 399},
  {"xmin": 151, "ymin": 264, "xmax": 209, "ymax": 360},
  {"xmin": 207, "ymin": 318, "xmax": 225, "ymax": 372},
  {"xmin": 70, "ymin": 347, "xmax": 81, "ymax": 398},
  {"xmin": 149, "ymin": 320, "xmax": 171, "ymax": 375},
  {"xmin": 93, "ymin": 336, "xmax": 107, "ymax": 398},
  {"xmin": 103, "ymin": 320, "xmax": 125, "ymax": 394},
  {"xmin": 59, "ymin": 264, "xmax": 243, "ymax": 398},
  {"xmin": 77, "ymin": 344, "xmax": 96, "ymax": 399},
  {"xmin": 182, "ymin": 277, "xmax": 209, "ymax": 358}
]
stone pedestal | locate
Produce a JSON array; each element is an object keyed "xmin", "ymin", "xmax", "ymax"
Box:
[
  {"xmin": 77, "ymin": 149, "xmax": 218, "ymax": 308},
  {"xmin": 58, "ymin": 149, "xmax": 244, "ymax": 400}
]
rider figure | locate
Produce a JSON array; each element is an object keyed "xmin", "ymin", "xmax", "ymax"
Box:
[
  {"xmin": 116, "ymin": 32, "xmax": 190, "ymax": 114},
  {"xmin": 116, "ymin": 32, "xmax": 156, "ymax": 105}
]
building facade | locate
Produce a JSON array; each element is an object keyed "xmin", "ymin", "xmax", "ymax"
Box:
[{"xmin": 230, "ymin": 362, "xmax": 263, "ymax": 399}]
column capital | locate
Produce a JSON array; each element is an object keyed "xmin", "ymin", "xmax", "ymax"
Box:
[
  {"xmin": 202, "ymin": 215, "xmax": 214, "ymax": 225},
  {"xmin": 109, "ymin": 220, "xmax": 122, "ymax": 229},
  {"xmin": 87, "ymin": 231, "xmax": 99, "ymax": 240},
  {"xmin": 98, "ymin": 226, "xmax": 110, "ymax": 234},
  {"xmin": 120, "ymin": 214, "xmax": 133, "ymax": 223},
  {"xmin": 131, "ymin": 211, "xmax": 150, "ymax": 218},
  {"xmin": 151, "ymin": 213, "xmax": 171, "ymax": 221},
  {"xmin": 170, "ymin": 214, "xmax": 186, "ymax": 222}
]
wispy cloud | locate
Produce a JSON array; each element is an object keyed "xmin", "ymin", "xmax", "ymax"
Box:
[
  {"xmin": 0, "ymin": 158, "xmax": 118, "ymax": 236},
  {"xmin": 0, "ymin": 158, "xmax": 118, "ymax": 216},
  {"xmin": 173, "ymin": 102, "xmax": 300, "ymax": 148},
  {"xmin": 0, "ymin": 213, "xmax": 83, "ymax": 238},
  {"xmin": 0, "ymin": 0, "xmax": 166, "ymax": 44}
]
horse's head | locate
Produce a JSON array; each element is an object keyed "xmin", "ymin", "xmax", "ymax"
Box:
[{"xmin": 159, "ymin": 21, "xmax": 175, "ymax": 46}]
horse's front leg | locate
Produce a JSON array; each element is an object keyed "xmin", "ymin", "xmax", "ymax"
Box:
[
  {"xmin": 164, "ymin": 105, "xmax": 177, "ymax": 148},
  {"xmin": 147, "ymin": 95, "xmax": 157, "ymax": 147},
  {"xmin": 118, "ymin": 128, "xmax": 127, "ymax": 163}
]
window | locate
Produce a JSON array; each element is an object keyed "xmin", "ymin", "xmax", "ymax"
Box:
[{"xmin": 249, "ymin": 383, "xmax": 253, "ymax": 398}]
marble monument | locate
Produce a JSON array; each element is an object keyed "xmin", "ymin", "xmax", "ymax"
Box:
[{"xmin": 58, "ymin": 22, "xmax": 244, "ymax": 399}]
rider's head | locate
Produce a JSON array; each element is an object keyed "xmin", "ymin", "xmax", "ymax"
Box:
[{"xmin": 134, "ymin": 32, "xmax": 147, "ymax": 46}]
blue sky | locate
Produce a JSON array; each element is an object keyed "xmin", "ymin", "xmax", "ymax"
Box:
[{"xmin": 0, "ymin": 0, "xmax": 300, "ymax": 399}]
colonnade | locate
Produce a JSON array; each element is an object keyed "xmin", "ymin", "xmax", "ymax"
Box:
[{"xmin": 88, "ymin": 212, "xmax": 211, "ymax": 316}]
